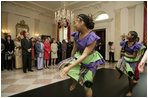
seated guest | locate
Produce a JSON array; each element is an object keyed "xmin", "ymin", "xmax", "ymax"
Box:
[{"xmin": 35, "ymin": 36, "xmax": 44, "ymax": 70}]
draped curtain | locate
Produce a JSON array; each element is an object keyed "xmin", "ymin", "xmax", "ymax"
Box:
[
  {"xmin": 57, "ymin": 21, "xmax": 70, "ymax": 41},
  {"xmin": 143, "ymin": 1, "xmax": 147, "ymax": 46},
  {"xmin": 57, "ymin": 26, "xmax": 59, "ymax": 41},
  {"xmin": 67, "ymin": 24, "xmax": 71, "ymax": 41}
]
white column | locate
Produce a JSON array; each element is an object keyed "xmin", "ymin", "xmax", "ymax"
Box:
[
  {"xmin": 128, "ymin": 6, "xmax": 136, "ymax": 32},
  {"xmin": 135, "ymin": 3, "xmax": 144, "ymax": 42},
  {"xmin": 120, "ymin": 8, "xmax": 128, "ymax": 35},
  {"xmin": 114, "ymin": 9, "xmax": 121, "ymax": 60}
]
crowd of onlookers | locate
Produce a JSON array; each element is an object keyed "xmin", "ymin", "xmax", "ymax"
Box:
[{"xmin": 1, "ymin": 31, "xmax": 73, "ymax": 73}]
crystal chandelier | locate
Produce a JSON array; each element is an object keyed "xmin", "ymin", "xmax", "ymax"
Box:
[{"xmin": 55, "ymin": 2, "xmax": 74, "ymax": 27}]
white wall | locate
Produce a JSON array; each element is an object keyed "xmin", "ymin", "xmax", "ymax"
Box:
[{"xmin": 2, "ymin": 2, "xmax": 55, "ymax": 39}]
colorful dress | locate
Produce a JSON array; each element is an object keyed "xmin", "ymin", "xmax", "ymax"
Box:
[
  {"xmin": 116, "ymin": 41, "xmax": 146, "ymax": 79},
  {"xmin": 44, "ymin": 42, "xmax": 51, "ymax": 60},
  {"xmin": 35, "ymin": 42, "xmax": 44, "ymax": 70},
  {"xmin": 58, "ymin": 31, "xmax": 105, "ymax": 89},
  {"xmin": 14, "ymin": 40, "xmax": 22, "ymax": 68},
  {"xmin": 32, "ymin": 41, "xmax": 35, "ymax": 60}
]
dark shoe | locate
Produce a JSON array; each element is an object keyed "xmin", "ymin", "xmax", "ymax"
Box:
[
  {"xmin": 23, "ymin": 71, "xmax": 27, "ymax": 73},
  {"xmin": 28, "ymin": 70, "xmax": 34, "ymax": 72}
]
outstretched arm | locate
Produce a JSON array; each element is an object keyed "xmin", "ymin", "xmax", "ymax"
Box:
[{"xmin": 121, "ymin": 51, "xmax": 137, "ymax": 58}]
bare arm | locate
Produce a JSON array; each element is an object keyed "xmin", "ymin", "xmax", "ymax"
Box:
[
  {"xmin": 140, "ymin": 50, "xmax": 147, "ymax": 64},
  {"xmin": 124, "ymin": 51, "xmax": 137, "ymax": 58},
  {"xmin": 68, "ymin": 41, "xmax": 96, "ymax": 70},
  {"xmin": 71, "ymin": 41, "xmax": 77, "ymax": 57},
  {"xmin": 138, "ymin": 50, "xmax": 147, "ymax": 72}
]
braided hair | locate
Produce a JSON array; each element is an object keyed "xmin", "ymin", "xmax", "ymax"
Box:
[
  {"xmin": 77, "ymin": 14, "xmax": 94, "ymax": 29},
  {"xmin": 129, "ymin": 31, "xmax": 138, "ymax": 41}
]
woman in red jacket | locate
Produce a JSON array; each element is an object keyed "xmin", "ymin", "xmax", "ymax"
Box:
[{"xmin": 44, "ymin": 37, "xmax": 51, "ymax": 68}]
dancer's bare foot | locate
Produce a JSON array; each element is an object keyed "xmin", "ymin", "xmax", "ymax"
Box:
[
  {"xmin": 133, "ymin": 79, "xmax": 138, "ymax": 84},
  {"xmin": 126, "ymin": 91, "xmax": 132, "ymax": 96},
  {"xmin": 69, "ymin": 82, "xmax": 76, "ymax": 91}
]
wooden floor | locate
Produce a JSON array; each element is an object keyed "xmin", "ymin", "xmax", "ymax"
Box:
[{"xmin": 11, "ymin": 68, "xmax": 147, "ymax": 97}]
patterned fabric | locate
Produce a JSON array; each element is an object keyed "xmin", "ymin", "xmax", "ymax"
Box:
[
  {"xmin": 116, "ymin": 41, "xmax": 146, "ymax": 79},
  {"xmin": 58, "ymin": 31, "xmax": 105, "ymax": 89}
]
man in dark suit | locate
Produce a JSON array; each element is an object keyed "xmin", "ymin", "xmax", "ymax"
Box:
[{"xmin": 21, "ymin": 32, "xmax": 33, "ymax": 73}]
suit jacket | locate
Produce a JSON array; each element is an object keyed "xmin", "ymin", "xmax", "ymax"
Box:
[{"xmin": 21, "ymin": 38, "xmax": 32, "ymax": 55}]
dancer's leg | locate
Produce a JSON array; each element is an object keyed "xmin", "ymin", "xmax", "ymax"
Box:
[
  {"xmin": 84, "ymin": 88, "xmax": 93, "ymax": 97},
  {"xmin": 69, "ymin": 78, "xmax": 77, "ymax": 91},
  {"xmin": 116, "ymin": 67, "xmax": 123, "ymax": 79},
  {"xmin": 126, "ymin": 77, "xmax": 135, "ymax": 96}
]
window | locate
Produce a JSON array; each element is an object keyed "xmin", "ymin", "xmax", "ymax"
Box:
[
  {"xmin": 95, "ymin": 13, "xmax": 109, "ymax": 21},
  {"xmin": 64, "ymin": 27, "xmax": 67, "ymax": 42},
  {"xmin": 59, "ymin": 27, "xmax": 68, "ymax": 42}
]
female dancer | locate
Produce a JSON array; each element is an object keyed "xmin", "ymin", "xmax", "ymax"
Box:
[
  {"xmin": 116, "ymin": 31, "xmax": 146, "ymax": 96},
  {"xmin": 58, "ymin": 14, "xmax": 105, "ymax": 97}
]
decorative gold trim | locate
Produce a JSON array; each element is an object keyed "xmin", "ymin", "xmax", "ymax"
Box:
[{"xmin": 16, "ymin": 20, "xmax": 29, "ymax": 36}]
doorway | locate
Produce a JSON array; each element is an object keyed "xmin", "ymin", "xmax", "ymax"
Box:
[{"xmin": 93, "ymin": 29, "xmax": 106, "ymax": 59}]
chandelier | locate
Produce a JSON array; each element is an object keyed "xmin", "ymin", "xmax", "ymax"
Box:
[{"xmin": 55, "ymin": 2, "xmax": 74, "ymax": 28}]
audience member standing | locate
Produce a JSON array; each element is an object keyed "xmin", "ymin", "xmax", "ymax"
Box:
[
  {"xmin": 14, "ymin": 34, "xmax": 23, "ymax": 68},
  {"xmin": 44, "ymin": 37, "xmax": 51, "ymax": 68},
  {"xmin": 51, "ymin": 39, "xmax": 58, "ymax": 67},
  {"xmin": 31, "ymin": 37, "xmax": 35, "ymax": 66},
  {"xmin": 109, "ymin": 42, "xmax": 115, "ymax": 62},
  {"xmin": 35, "ymin": 37, "xmax": 44, "ymax": 70},
  {"xmin": 67, "ymin": 40, "xmax": 73, "ymax": 58},
  {"xmin": 5, "ymin": 35, "xmax": 15, "ymax": 71},
  {"xmin": 48, "ymin": 36, "xmax": 52, "ymax": 66},
  {"xmin": 34, "ymin": 39, "xmax": 37, "ymax": 67},
  {"xmin": 21, "ymin": 32, "xmax": 33, "ymax": 73},
  {"xmin": 48, "ymin": 36, "xmax": 51, "ymax": 44},
  {"xmin": 56, "ymin": 39, "xmax": 62, "ymax": 63},
  {"xmin": 62, "ymin": 40, "xmax": 67, "ymax": 60},
  {"xmin": 1, "ymin": 38, "xmax": 6, "ymax": 71}
]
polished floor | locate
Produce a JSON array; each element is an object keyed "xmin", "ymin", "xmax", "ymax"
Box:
[{"xmin": 1, "ymin": 62, "xmax": 147, "ymax": 97}]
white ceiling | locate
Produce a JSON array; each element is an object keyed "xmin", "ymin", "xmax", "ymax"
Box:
[{"xmin": 4, "ymin": 1, "xmax": 105, "ymax": 18}]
